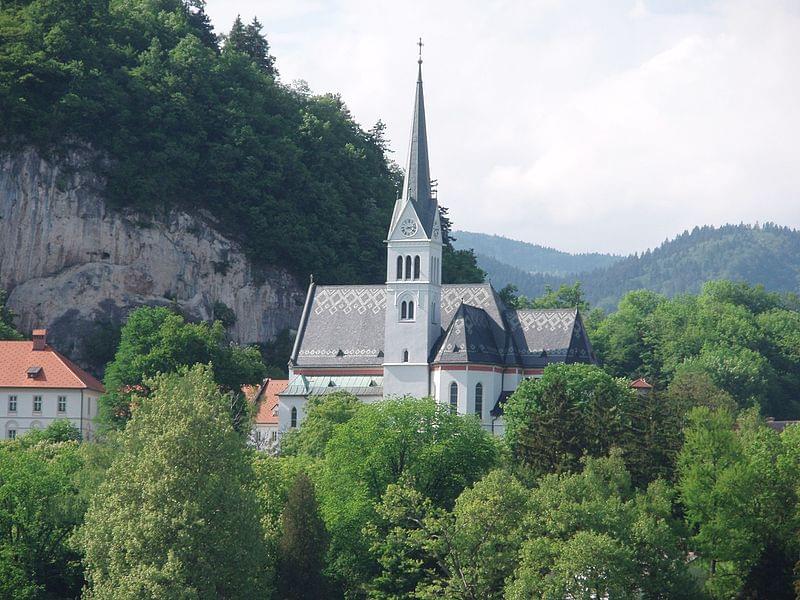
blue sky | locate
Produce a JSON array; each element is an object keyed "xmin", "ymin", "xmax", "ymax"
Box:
[{"xmin": 205, "ymin": 0, "xmax": 800, "ymax": 254}]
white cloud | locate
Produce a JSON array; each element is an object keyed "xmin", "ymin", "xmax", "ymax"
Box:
[{"xmin": 205, "ymin": 0, "xmax": 800, "ymax": 254}]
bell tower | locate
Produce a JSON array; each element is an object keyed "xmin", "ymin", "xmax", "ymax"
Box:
[{"xmin": 383, "ymin": 40, "xmax": 443, "ymax": 398}]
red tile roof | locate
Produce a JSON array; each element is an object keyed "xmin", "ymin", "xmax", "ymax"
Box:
[
  {"xmin": 246, "ymin": 378, "xmax": 288, "ymax": 425},
  {"xmin": 0, "ymin": 340, "xmax": 105, "ymax": 392},
  {"xmin": 630, "ymin": 378, "xmax": 653, "ymax": 389}
]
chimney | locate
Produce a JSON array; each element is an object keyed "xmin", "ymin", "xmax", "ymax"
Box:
[{"xmin": 32, "ymin": 329, "xmax": 47, "ymax": 351}]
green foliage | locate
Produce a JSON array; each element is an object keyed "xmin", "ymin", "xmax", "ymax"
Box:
[
  {"xmin": 100, "ymin": 306, "xmax": 265, "ymax": 430},
  {"xmin": 19, "ymin": 419, "xmax": 82, "ymax": 446},
  {"xmin": 441, "ymin": 245, "xmax": 486, "ymax": 284},
  {"xmin": 280, "ymin": 391, "xmax": 362, "ymax": 458},
  {"xmin": 503, "ymin": 281, "xmax": 590, "ymax": 311},
  {"xmin": 475, "ymin": 223, "xmax": 800, "ymax": 311},
  {"xmin": 452, "ymin": 230, "xmax": 620, "ymax": 276},
  {"xmin": 79, "ymin": 366, "xmax": 268, "ymax": 599},
  {"xmin": 277, "ymin": 472, "xmax": 329, "ymax": 599},
  {"xmin": 368, "ymin": 469, "xmax": 529, "ymax": 600},
  {"xmin": 0, "ymin": 0, "xmax": 405, "ymax": 285},
  {"xmin": 317, "ymin": 397, "xmax": 498, "ymax": 593},
  {"xmin": 259, "ymin": 327, "xmax": 297, "ymax": 378},
  {"xmin": 677, "ymin": 408, "xmax": 800, "ymax": 598},
  {"xmin": 224, "ymin": 15, "xmax": 276, "ymax": 75},
  {"xmin": 0, "ymin": 290, "xmax": 22, "ymax": 340},
  {"xmin": 593, "ymin": 281, "xmax": 800, "ymax": 417},
  {"xmin": 507, "ymin": 452, "xmax": 695, "ymax": 599},
  {"xmin": 0, "ymin": 436, "xmax": 86, "ymax": 598}
]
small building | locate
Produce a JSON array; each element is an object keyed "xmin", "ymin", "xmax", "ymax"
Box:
[
  {"xmin": 0, "ymin": 329, "xmax": 104, "ymax": 440},
  {"xmin": 246, "ymin": 378, "xmax": 288, "ymax": 452},
  {"xmin": 630, "ymin": 378, "xmax": 653, "ymax": 396}
]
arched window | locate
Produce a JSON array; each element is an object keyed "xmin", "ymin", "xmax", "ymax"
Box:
[
  {"xmin": 405, "ymin": 255, "xmax": 412, "ymax": 279},
  {"xmin": 396, "ymin": 255, "xmax": 403, "ymax": 280},
  {"xmin": 403, "ymin": 349, "xmax": 409, "ymax": 363},
  {"xmin": 407, "ymin": 301, "xmax": 414, "ymax": 320},
  {"xmin": 449, "ymin": 382, "xmax": 458, "ymax": 414},
  {"xmin": 413, "ymin": 256, "xmax": 421, "ymax": 279},
  {"xmin": 474, "ymin": 383, "xmax": 483, "ymax": 417},
  {"xmin": 290, "ymin": 406, "xmax": 297, "ymax": 428},
  {"xmin": 401, "ymin": 301, "xmax": 408, "ymax": 320}
]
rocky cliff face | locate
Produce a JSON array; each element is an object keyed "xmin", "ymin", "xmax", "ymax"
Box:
[{"xmin": 0, "ymin": 148, "xmax": 304, "ymax": 370}]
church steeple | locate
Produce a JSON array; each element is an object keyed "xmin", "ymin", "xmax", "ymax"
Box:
[{"xmin": 389, "ymin": 41, "xmax": 438, "ymax": 239}]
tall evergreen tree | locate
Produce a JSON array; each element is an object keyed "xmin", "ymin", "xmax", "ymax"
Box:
[
  {"xmin": 245, "ymin": 17, "xmax": 277, "ymax": 75},
  {"xmin": 277, "ymin": 473, "xmax": 329, "ymax": 600}
]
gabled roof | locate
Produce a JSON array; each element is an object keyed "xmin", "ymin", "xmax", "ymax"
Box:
[
  {"xmin": 389, "ymin": 61, "xmax": 437, "ymax": 238},
  {"xmin": 433, "ymin": 303, "xmax": 503, "ymax": 364},
  {"xmin": 247, "ymin": 378, "xmax": 288, "ymax": 425},
  {"xmin": 630, "ymin": 378, "xmax": 653, "ymax": 389},
  {"xmin": 291, "ymin": 284, "xmax": 386, "ymax": 367},
  {"xmin": 290, "ymin": 282, "xmax": 596, "ymax": 370},
  {"xmin": 0, "ymin": 341, "xmax": 105, "ymax": 392}
]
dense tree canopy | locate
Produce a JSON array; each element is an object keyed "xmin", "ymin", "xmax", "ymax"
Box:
[
  {"xmin": 0, "ymin": 428, "xmax": 87, "ymax": 599},
  {"xmin": 100, "ymin": 306, "xmax": 265, "ymax": 430},
  {"xmin": 593, "ymin": 281, "xmax": 800, "ymax": 418},
  {"xmin": 80, "ymin": 366, "xmax": 268, "ymax": 599},
  {"xmin": 0, "ymin": 0, "xmax": 482, "ymax": 287},
  {"xmin": 317, "ymin": 397, "xmax": 499, "ymax": 593}
]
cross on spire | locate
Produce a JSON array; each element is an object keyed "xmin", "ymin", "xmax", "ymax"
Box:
[{"xmin": 417, "ymin": 37, "xmax": 423, "ymax": 64}]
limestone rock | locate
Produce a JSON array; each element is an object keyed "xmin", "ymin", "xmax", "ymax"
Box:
[{"xmin": 0, "ymin": 148, "xmax": 304, "ymax": 371}]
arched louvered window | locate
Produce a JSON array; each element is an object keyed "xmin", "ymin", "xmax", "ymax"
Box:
[
  {"xmin": 403, "ymin": 349, "xmax": 409, "ymax": 363},
  {"xmin": 290, "ymin": 406, "xmax": 297, "ymax": 428},
  {"xmin": 475, "ymin": 383, "xmax": 483, "ymax": 417},
  {"xmin": 405, "ymin": 255, "xmax": 412, "ymax": 279},
  {"xmin": 408, "ymin": 301, "xmax": 414, "ymax": 320},
  {"xmin": 449, "ymin": 382, "xmax": 458, "ymax": 414},
  {"xmin": 413, "ymin": 256, "xmax": 421, "ymax": 279},
  {"xmin": 396, "ymin": 255, "xmax": 404, "ymax": 280},
  {"xmin": 401, "ymin": 301, "xmax": 408, "ymax": 320}
]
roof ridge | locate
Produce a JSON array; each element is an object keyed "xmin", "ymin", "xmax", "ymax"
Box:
[{"xmin": 49, "ymin": 347, "xmax": 105, "ymax": 392}]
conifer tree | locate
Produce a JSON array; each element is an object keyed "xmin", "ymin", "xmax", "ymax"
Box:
[{"xmin": 277, "ymin": 473, "xmax": 329, "ymax": 599}]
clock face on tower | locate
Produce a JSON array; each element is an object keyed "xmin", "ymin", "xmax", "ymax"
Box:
[
  {"xmin": 432, "ymin": 225, "xmax": 440, "ymax": 240},
  {"xmin": 400, "ymin": 218, "xmax": 418, "ymax": 237}
]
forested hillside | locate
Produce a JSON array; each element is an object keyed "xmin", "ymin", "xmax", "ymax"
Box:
[
  {"xmin": 476, "ymin": 224, "xmax": 800, "ymax": 310},
  {"xmin": 453, "ymin": 230, "xmax": 620, "ymax": 275},
  {"xmin": 0, "ymin": 0, "xmax": 482, "ymax": 286}
]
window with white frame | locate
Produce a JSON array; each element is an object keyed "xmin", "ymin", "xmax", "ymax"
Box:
[
  {"xmin": 8, "ymin": 395, "xmax": 17, "ymax": 413},
  {"xmin": 58, "ymin": 395, "xmax": 67, "ymax": 412},
  {"xmin": 449, "ymin": 382, "xmax": 458, "ymax": 414},
  {"xmin": 8, "ymin": 429, "xmax": 16, "ymax": 440},
  {"xmin": 33, "ymin": 395, "xmax": 42, "ymax": 413},
  {"xmin": 474, "ymin": 383, "xmax": 483, "ymax": 417}
]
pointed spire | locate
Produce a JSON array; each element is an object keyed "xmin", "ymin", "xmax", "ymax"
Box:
[{"xmin": 389, "ymin": 40, "xmax": 437, "ymax": 238}]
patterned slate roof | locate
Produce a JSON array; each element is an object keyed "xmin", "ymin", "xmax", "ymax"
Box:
[
  {"xmin": 293, "ymin": 285, "xmax": 386, "ymax": 367},
  {"xmin": 291, "ymin": 282, "xmax": 595, "ymax": 369},
  {"xmin": 434, "ymin": 304, "xmax": 503, "ymax": 364},
  {"xmin": 505, "ymin": 308, "xmax": 578, "ymax": 368}
]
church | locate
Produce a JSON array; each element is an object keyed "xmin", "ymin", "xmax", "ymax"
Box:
[{"xmin": 278, "ymin": 54, "xmax": 596, "ymax": 435}]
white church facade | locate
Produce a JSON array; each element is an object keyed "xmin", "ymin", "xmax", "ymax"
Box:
[{"xmin": 279, "ymin": 57, "xmax": 595, "ymax": 435}]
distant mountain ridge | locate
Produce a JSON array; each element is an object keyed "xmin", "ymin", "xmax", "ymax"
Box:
[
  {"xmin": 452, "ymin": 231, "xmax": 620, "ymax": 275},
  {"xmin": 458, "ymin": 224, "xmax": 800, "ymax": 311}
]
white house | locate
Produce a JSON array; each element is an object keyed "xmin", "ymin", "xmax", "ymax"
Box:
[
  {"xmin": 0, "ymin": 329, "xmax": 104, "ymax": 440},
  {"xmin": 245, "ymin": 378, "xmax": 287, "ymax": 453},
  {"xmin": 278, "ymin": 55, "xmax": 596, "ymax": 437}
]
